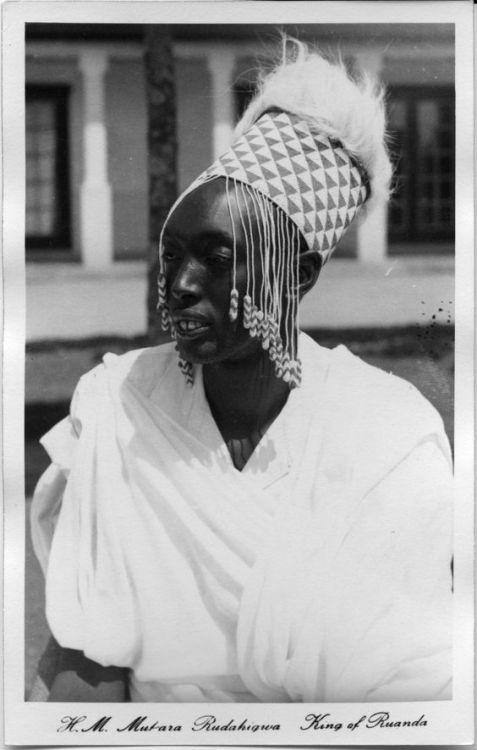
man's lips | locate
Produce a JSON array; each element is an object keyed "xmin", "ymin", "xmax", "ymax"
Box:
[{"xmin": 172, "ymin": 315, "xmax": 211, "ymax": 338}]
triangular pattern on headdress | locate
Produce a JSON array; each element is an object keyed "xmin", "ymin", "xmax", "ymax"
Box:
[
  {"xmin": 350, "ymin": 170, "xmax": 360, "ymax": 189},
  {"xmin": 260, "ymin": 164, "xmax": 279, "ymax": 183},
  {"xmin": 334, "ymin": 212, "xmax": 344, "ymax": 230},
  {"xmin": 292, "ymin": 119, "xmax": 310, "ymax": 135},
  {"xmin": 261, "ymin": 125, "xmax": 283, "ymax": 141},
  {"xmin": 343, "ymin": 212, "xmax": 352, "ymax": 229},
  {"xmin": 338, "ymin": 205, "xmax": 349, "ymax": 224},
  {"xmin": 327, "ymin": 191, "xmax": 337, "ymax": 211},
  {"xmin": 254, "ymin": 138, "xmax": 273, "ymax": 158},
  {"xmin": 285, "ymin": 139, "xmax": 304, "ymax": 158},
  {"xmin": 335, "ymin": 150, "xmax": 349, "ymax": 167},
  {"xmin": 269, "ymin": 143, "xmax": 290, "ymax": 161},
  {"xmin": 306, "ymin": 149, "xmax": 324, "ymax": 171},
  {"xmin": 279, "ymin": 124, "xmax": 300, "ymax": 144},
  {"xmin": 320, "ymin": 151, "xmax": 336, "ymax": 171},
  {"xmin": 310, "ymin": 173, "xmax": 325, "ymax": 193},
  {"xmin": 281, "ymin": 172, "xmax": 300, "ymax": 195},
  {"xmin": 177, "ymin": 110, "xmax": 369, "ymax": 262},
  {"xmin": 238, "ymin": 154, "xmax": 258, "ymax": 170},
  {"xmin": 324, "ymin": 212, "xmax": 335, "ymax": 232},
  {"xmin": 301, "ymin": 137, "xmax": 319, "ymax": 155},
  {"xmin": 351, "ymin": 184, "xmax": 362, "ymax": 203},
  {"xmin": 337, "ymin": 189, "xmax": 348, "ymax": 209},
  {"xmin": 292, "ymin": 161, "xmax": 310, "ymax": 178},
  {"xmin": 317, "ymin": 206, "xmax": 328, "ymax": 229},
  {"xmin": 287, "ymin": 196, "xmax": 303, "ymax": 217},
  {"xmin": 338, "ymin": 168, "xmax": 351, "ymax": 188},
  {"xmin": 267, "ymin": 176, "xmax": 285, "ymax": 200},
  {"xmin": 245, "ymin": 165, "xmax": 263, "ymax": 184},
  {"xmin": 233, "ymin": 141, "xmax": 251, "ymax": 158},
  {"xmin": 309, "ymin": 131, "xmax": 326, "ymax": 148},
  {"xmin": 303, "ymin": 215, "xmax": 315, "ymax": 234},
  {"xmin": 220, "ymin": 151, "xmax": 237, "ymax": 166},
  {"xmin": 314, "ymin": 191, "xmax": 327, "ymax": 213},
  {"xmin": 275, "ymin": 160, "xmax": 294, "ymax": 179},
  {"xmin": 347, "ymin": 190, "xmax": 357, "ymax": 210},
  {"xmin": 325, "ymin": 171, "xmax": 338, "ymax": 190},
  {"xmin": 259, "ymin": 115, "xmax": 278, "ymax": 130},
  {"xmin": 325, "ymin": 228, "xmax": 335, "ymax": 247},
  {"xmin": 297, "ymin": 174, "xmax": 313, "ymax": 194},
  {"xmin": 301, "ymin": 195, "xmax": 316, "ymax": 215}
]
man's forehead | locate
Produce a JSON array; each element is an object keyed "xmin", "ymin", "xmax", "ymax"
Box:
[{"xmin": 165, "ymin": 178, "xmax": 261, "ymax": 233}]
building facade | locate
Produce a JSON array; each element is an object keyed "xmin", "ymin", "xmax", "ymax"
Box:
[{"xmin": 25, "ymin": 24, "xmax": 455, "ymax": 271}]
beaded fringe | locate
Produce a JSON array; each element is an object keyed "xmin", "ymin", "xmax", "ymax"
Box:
[{"xmin": 157, "ymin": 177, "xmax": 303, "ymax": 389}]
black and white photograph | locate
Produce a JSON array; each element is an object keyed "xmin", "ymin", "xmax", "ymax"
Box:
[{"xmin": 2, "ymin": 0, "xmax": 474, "ymax": 746}]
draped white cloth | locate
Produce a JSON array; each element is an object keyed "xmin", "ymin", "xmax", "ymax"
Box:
[{"xmin": 31, "ymin": 334, "xmax": 453, "ymax": 702}]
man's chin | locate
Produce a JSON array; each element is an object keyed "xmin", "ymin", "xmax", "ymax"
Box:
[
  {"xmin": 175, "ymin": 333, "xmax": 263, "ymax": 367},
  {"xmin": 175, "ymin": 340, "xmax": 220, "ymax": 365}
]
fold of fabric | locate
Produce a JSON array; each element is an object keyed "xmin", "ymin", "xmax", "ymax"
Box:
[
  {"xmin": 31, "ymin": 335, "xmax": 453, "ymax": 701},
  {"xmin": 237, "ymin": 440, "xmax": 453, "ymax": 702}
]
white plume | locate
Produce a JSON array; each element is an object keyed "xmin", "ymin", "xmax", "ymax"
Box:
[{"xmin": 235, "ymin": 37, "xmax": 392, "ymax": 208}]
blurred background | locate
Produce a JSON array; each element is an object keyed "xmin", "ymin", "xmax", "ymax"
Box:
[{"xmin": 25, "ymin": 23, "xmax": 454, "ymax": 696}]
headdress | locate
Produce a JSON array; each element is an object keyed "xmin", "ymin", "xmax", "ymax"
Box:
[{"xmin": 158, "ymin": 40, "xmax": 391, "ymax": 388}]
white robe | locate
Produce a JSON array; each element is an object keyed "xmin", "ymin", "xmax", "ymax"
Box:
[{"xmin": 31, "ymin": 334, "xmax": 453, "ymax": 702}]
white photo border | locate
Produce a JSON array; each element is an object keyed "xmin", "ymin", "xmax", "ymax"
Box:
[{"xmin": 3, "ymin": 0, "xmax": 474, "ymax": 746}]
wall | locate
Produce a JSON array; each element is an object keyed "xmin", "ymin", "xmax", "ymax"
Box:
[{"xmin": 383, "ymin": 54, "xmax": 454, "ymax": 86}]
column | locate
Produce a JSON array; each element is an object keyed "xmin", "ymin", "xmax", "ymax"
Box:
[
  {"xmin": 207, "ymin": 48, "xmax": 236, "ymax": 159},
  {"xmin": 79, "ymin": 49, "xmax": 113, "ymax": 269},
  {"xmin": 354, "ymin": 49, "xmax": 388, "ymax": 263}
]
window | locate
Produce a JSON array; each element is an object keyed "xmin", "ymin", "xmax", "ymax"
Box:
[
  {"xmin": 388, "ymin": 87, "xmax": 455, "ymax": 248},
  {"xmin": 26, "ymin": 85, "xmax": 71, "ymax": 249}
]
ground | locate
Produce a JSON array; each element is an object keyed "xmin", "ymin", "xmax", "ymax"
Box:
[{"xmin": 24, "ymin": 325, "xmax": 454, "ymax": 698}]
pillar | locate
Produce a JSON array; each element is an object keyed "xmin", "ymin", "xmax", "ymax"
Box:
[
  {"xmin": 354, "ymin": 49, "xmax": 388, "ymax": 263},
  {"xmin": 79, "ymin": 49, "xmax": 113, "ymax": 269},
  {"xmin": 207, "ymin": 48, "xmax": 236, "ymax": 159}
]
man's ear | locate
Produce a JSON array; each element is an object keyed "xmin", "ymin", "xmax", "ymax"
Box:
[{"xmin": 298, "ymin": 248, "xmax": 322, "ymax": 299}]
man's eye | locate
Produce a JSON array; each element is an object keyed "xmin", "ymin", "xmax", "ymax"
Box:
[
  {"xmin": 162, "ymin": 249, "xmax": 179, "ymax": 262},
  {"xmin": 208, "ymin": 256, "xmax": 229, "ymax": 266},
  {"xmin": 206, "ymin": 251, "xmax": 232, "ymax": 268}
]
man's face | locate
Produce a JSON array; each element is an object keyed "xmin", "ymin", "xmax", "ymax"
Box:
[{"xmin": 162, "ymin": 178, "xmax": 267, "ymax": 365}]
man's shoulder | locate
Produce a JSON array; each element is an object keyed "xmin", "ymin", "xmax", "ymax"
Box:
[
  {"xmin": 329, "ymin": 343, "xmax": 439, "ymax": 424},
  {"xmin": 302, "ymin": 334, "xmax": 447, "ymax": 452},
  {"xmin": 302, "ymin": 337, "xmax": 451, "ymax": 497},
  {"xmin": 330, "ymin": 344, "xmax": 450, "ymax": 472}
]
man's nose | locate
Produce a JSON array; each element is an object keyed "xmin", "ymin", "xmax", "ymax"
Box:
[{"xmin": 170, "ymin": 257, "xmax": 203, "ymax": 304}]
